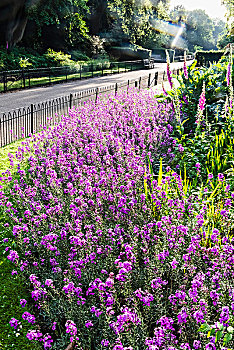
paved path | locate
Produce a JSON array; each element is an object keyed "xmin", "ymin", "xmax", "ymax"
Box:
[{"xmin": 0, "ymin": 61, "xmax": 193, "ymax": 114}]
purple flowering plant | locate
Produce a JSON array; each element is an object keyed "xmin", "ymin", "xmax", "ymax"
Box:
[{"xmin": 1, "ymin": 85, "xmax": 234, "ymax": 350}]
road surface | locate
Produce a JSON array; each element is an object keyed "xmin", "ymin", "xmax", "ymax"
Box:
[{"xmin": 0, "ymin": 61, "xmax": 193, "ymax": 114}]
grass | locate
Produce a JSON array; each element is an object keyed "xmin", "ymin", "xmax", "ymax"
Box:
[{"xmin": 0, "ymin": 140, "xmax": 41, "ymax": 350}]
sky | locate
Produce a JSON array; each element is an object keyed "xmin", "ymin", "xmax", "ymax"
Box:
[{"xmin": 169, "ymin": 0, "xmax": 226, "ymax": 20}]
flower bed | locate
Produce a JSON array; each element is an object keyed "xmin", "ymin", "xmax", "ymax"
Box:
[{"xmin": 1, "ymin": 59, "xmax": 234, "ymax": 350}]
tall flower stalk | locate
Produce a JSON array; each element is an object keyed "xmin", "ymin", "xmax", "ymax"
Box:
[
  {"xmin": 228, "ymin": 46, "xmax": 233, "ymax": 111},
  {"xmin": 196, "ymin": 82, "xmax": 206, "ymax": 130},
  {"xmin": 166, "ymin": 50, "xmax": 173, "ymax": 89},
  {"xmin": 183, "ymin": 51, "xmax": 188, "ymax": 79}
]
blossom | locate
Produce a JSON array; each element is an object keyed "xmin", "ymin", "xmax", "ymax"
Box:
[
  {"xmin": 226, "ymin": 63, "xmax": 231, "ymax": 86},
  {"xmin": 166, "ymin": 50, "xmax": 173, "ymax": 89},
  {"xmin": 20, "ymin": 299, "xmax": 27, "ymax": 307},
  {"xmin": 85, "ymin": 320, "xmax": 93, "ymax": 328},
  {"xmin": 22, "ymin": 312, "xmax": 36, "ymax": 324},
  {"xmin": 198, "ymin": 84, "xmax": 206, "ymax": 112},
  {"xmin": 178, "ymin": 309, "xmax": 188, "ymax": 324},
  {"xmin": 7, "ymin": 250, "xmax": 19, "ymax": 263},
  {"xmin": 9, "ymin": 318, "xmax": 20, "ymax": 330},
  {"xmin": 183, "ymin": 52, "xmax": 188, "ymax": 79}
]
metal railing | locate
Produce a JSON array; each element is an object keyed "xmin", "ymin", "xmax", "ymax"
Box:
[
  {"xmin": 0, "ymin": 60, "xmax": 147, "ymax": 93},
  {"xmin": 0, "ymin": 68, "xmax": 183, "ymax": 147}
]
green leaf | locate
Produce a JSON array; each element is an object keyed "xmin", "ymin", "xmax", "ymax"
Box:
[
  {"xmin": 215, "ymin": 330, "xmax": 223, "ymax": 342},
  {"xmin": 223, "ymin": 333, "xmax": 232, "ymax": 345},
  {"xmin": 198, "ymin": 323, "xmax": 211, "ymax": 333}
]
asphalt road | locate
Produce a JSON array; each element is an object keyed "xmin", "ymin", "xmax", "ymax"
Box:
[{"xmin": 0, "ymin": 61, "xmax": 193, "ymax": 114}]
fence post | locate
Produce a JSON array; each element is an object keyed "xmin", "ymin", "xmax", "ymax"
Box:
[
  {"xmin": 95, "ymin": 87, "xmax": 99, "ymax": 103},
  {"xmin": 3, "ymin": 72, "xmax": 7, "ymax": 92},
  {"xmin": 127, "ymin": 79, "xmax": 130, "ymax": 93},
  {"xmin": 148, "ymin": 73, "xmax": 151, "ymax": 88},
  {"xmin": 31, "ymin": 104, "xmax": 34, "ymax": 135},
  {"xmin": 118, "ymin": 63, "xmax": 120, "ymax": 74},
  {"xmin": 49, "ymin": 67, "xmax": 51, "ymax": 84},
  {"xmin": 139, "ymin": 77, "xmax": 141, "ymax": 90},
  {"xmin": 22, "ymin": 69, "xmax": 26, "ymax": 89},
  {"xmin": 163, "ymin": 71, "xmax": 165, "ymax": 81},
  {"xmin": 154, "ymin": 72, "xmax": 158, "ymax": 86},
  {"xmin": 69, "ymin": 93, "xmax": 73, "ymax": 109},
  {"xmin": 115, "ymin": 83, "xmax": 118, "ymax": 95},
  {"xmin": 135, "ymin": 80, "xmax": 137, "ymax": 88},
  {"xmin": 125, "ymin": 62, "xmax": 127, "ymax": 73}
]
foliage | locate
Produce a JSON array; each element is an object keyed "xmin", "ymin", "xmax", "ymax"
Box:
[
  {"xmin": 195, "ymin": 50, "xmax": 225, "ymax": 66},
  {"xmin": 164, "ymin": 59, "xmax": 232, "ymax": 133},
  {"xmin": 43, "ymin": 49, "xmax": 76, "ymax": 67},
  {"xmin": 108, "ymin": 0, "xmax": 170, "ymax": 47},
  {"xmin": 217, "ymin": 32, "xmax": 234, "ymax": 49},
  {"xmin": 0, "ymin": 46, "xmax": 96, "ymax": 71},
  {"xmin": 170, "ymin": 6, "xmax": 226, "ymax": 51},
  {"xmin": 26, "ymin": 0, "xmax": 90, "ymax": 49},
  {"xmin": 222, "ymin": 0, "xmax": 234, "ymax": 34}
]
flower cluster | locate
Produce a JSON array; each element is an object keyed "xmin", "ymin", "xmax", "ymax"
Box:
[{"xmin": 2, "ymin": 88, "xmax": 234, "ymax": 350}]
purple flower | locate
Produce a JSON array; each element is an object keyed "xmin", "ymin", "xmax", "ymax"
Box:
[
  {"xmin": 101, "ymin": 339, "xmax": 110, "ymax": 347},
  {"xmin": 178, "ymin": 309, "xmax": 188, "ymax": 324},
  {"xmin": 7, "ymin": 250, "xmax": 19, "ymax": 263},
  {"xmin": 206, "ymin": 343, "xmax": 216, "ymax": 350},
  {"xmin": 22, "ymin": 312, "xmax": 36, "ymax": 324},
  {"xmin": 26, "ymin": 330, "xmax": 43, "ymax": 341},
  {"xmin": 166, "ymin": 51, "xmax": 173, "ymax": 89},
  {"xmin": 193, "ymin": 340, "xmax": 201, "ymax": 349},
  {"xmin": 43, "ymin": 334, "xmax": 53, "ymax": 349},
  {"xmin": 20, "ymin": 299, "xmax": 27, "ymax": 307},
  {"xmin": 171, "ymin": 258, "xmax": 179, "ymax": 269},
  {"xmin": 219, "ymin": 306, "xmax": 229, "ymax": 325},
  {"xmin": 184, "ymin": 52, "xmax": 188, "ymax": 79},
  {"xmin": 9, "ymin": 317, "xmax": 20, "ymax": 330},
  {"xmin": 218, "ymin": 173, "xmax": 224, "ymax": 182},
  {"xmin": 226, "ymin": 63, "xmax": 231, "ymax": 86},
  {"xmin": 85, "ymin": 320, "xmax": 93, "ymax": 328},
  {"xmin": 198, "ymin": 84, "xmax": 206, "ymax": 112},
  {"xmin": 181, "ymin": 343, "xmax": 191, "ymax": 350}
]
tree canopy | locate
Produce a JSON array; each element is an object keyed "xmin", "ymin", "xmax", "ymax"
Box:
[{"xmin": 0, "ymin": 0, "xmax": 231, "ymax": 57}]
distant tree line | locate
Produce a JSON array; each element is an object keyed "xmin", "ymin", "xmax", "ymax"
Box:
[{"xmin": 0, "ymin": 0, "xmax": 232, "ymax": 56}]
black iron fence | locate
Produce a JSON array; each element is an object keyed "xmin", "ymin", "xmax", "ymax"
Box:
[
  {"xmin": 0, "ymin": 60, "xmax": 147, "ymax": 93},
  {"xmin": 0, "ymin": 68, "xmax": 183, "ymax": 147}
]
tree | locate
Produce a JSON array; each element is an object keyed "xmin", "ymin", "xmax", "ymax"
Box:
[
  {"xmin": 222, "ymin": 0, "xmax": 234, "ymax": 35},
  {"xmin": 108, "ymin": 0, "xmax": 170, "ymax": 47},
  {"xmin": 170, "ymin": 7, "xmax": 224, "ymax": 52},
  {"xmin": 26, "ymin": 0, "xmax": 89, "ymax": 49},
  {"xmin": 186, "ymin": 10, "xmax": 215, "ymax": 51}
]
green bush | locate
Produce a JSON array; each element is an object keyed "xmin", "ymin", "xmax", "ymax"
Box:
[
  {"xmin": 163, "ymin": 59, "xmax": 233, "ymax": 133},
  {"xmin": 195, "ymin": 50, "xmax": 225, "ymax": 66},
  {"xmin": 0, "ymin": 47, "xmax": 87, "ymax": 71}
]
